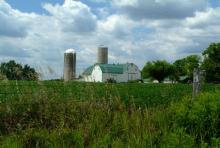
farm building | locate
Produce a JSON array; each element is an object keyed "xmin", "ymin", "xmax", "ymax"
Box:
[{"xmin": 82, "ymin": 63, "xmax": 141, "ymax": 83}]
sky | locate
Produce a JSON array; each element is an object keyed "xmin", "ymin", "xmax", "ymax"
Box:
[{"xmin": 0, "ymin": 0, "xmax": 220, "ymax": 79}]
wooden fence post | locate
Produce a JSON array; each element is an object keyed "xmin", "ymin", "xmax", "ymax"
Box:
[{"xmin": 193, "ymin": 68, "xmax": 202, "ymax": 99}]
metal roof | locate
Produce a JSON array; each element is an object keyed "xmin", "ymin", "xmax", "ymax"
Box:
[
  {"xmin": 83, "ymin": 66, "xmax": 94, "ymax": 75},
  {"xmin": 83, "ymin": 64, "xmax": 131, "ymax": 75}
]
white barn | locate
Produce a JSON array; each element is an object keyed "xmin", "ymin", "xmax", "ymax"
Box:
[{"xmin": 83, "ymin": 63, "xmax": 141, "ymax": 83}]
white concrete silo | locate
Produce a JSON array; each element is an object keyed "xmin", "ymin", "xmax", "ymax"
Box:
[{"xmin": 64, "ymin": 49, "xmax": 76, "ymax": 81}]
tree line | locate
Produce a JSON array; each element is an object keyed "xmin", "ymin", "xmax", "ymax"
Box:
[
  {"xmin": 0, "ymin": 60, "xmax": 38, "ymax": 81},
  {"xmin": 141, "ymin": 43, "xmax": 220, "ymax": 83}
]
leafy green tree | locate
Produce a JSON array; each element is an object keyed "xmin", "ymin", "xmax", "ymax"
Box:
[
  {"xmin": 202, "ymin": 43, "xmax": 220, "ymax": 83},
  {"xmin": 22, "ymin": 64, "xmax": 38, "ymax": 80},
  {"xmin": 173, "ymin": 55, "xmax": 200, "ymax": 82},
  {"xmin": 0, "ymin": 60, "xmax": 23, "ymax": 80},
  {"xmin": 172, "ymin": 59, "xmax": 187, "ymax": 81},
  {"xmin": 0, "ymin": 60, "xmax": 38, "ymax": 80},
  {"xmin": 142, "ymin": 60, "xmax": 174, "ymax": 83}
]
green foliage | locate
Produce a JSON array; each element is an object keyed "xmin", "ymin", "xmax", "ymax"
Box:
[
  {"xmin": 202, "ymin": 43, "xmax": 220, "ymax": 83},
  {"xmin": 0, "ymin": 81, "xmax": 204, "ymax": 107},
  {"xmin": 0, "ymin": 135, "xmax": 22, "ymax": 148},
  {"xmin": 0, "ymin": 60, "xmax": 38, "ymax": 81},
  {"xmin": 173, "ymin": 55, "xmax": 201, "ymax": 82},
  {"xmin": 0, "ymin": 60, "xmax": 23, "ymax": 80},
  {"xmin": 170, "ymin": 91, "xmax": 220, "ymax": 144},
  {"xmin": 0, "ymin": 82, "xmax": 220, "ymax": 147},
  {"xmin": 106, "ymin": 78, "xmax": 117, "ymax": 83},
  {"xmin": 0, "ymin": 73, "xmax": 7, "ymax": 81},
  {"xmin": 142, "ymin": 60, "xmax": 174, "ymax": 83},
  {"xmin": 22, "ymin": 65, "xmax": 38, "ymax": 81}
]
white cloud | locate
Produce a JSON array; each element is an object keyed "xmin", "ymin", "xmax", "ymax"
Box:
[
  {"xmin": 113, "ymin": 0, "xmax": 138, "ymax": 6},
  {"xmin": 0, "ymin": 0, "xmax": 220, "ymax": 79},
  {"xmin": 43, "ymin": 0, "xmax": 97, "ymax": 33},
  {"xmin": 186, "ymin": 7, "xmax": 220, "ymax": 28},
  {"xmin": 0, "ymin": 1, "xmax": 28, "ymax": 37},
  {"xmin": 98, "ymin": 15, "xmax": 136, "ymax": 38},
  {"xmin": 112, "ymin": 0, "xmax": 208, "ymax": 19}
]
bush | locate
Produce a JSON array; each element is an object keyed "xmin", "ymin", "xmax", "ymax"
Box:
[
  {"xmin": 169, "ymin": 91, "xmax": 220, "ymax": 144},
  {"xmin": 106, "ymin": 78, "xmax": 116, "ymax": 83},
  {"xmin": 0, "ymin": 73, "xmax": 7, "ymax": 80}
]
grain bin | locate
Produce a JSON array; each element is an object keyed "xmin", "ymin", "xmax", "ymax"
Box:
[
  {"xmin": 64, "ymin": 49, "xmax": 76, "ymax": 81},
  {"xmin": 97, "ymin": 46, "xmax": 108, "ymax": 64}
]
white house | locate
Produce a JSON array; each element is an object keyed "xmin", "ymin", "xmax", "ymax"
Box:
[{"xmin": 82, "ymin": 63, "xmax": 141, "ymax": 83}]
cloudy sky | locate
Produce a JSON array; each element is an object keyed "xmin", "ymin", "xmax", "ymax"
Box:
[{"xmin": 0, "ymin": 0, "xmax": 220, "ymax": 79}]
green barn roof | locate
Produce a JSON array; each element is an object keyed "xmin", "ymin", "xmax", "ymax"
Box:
[
  {"xmin": 83, "ymin": 64, "xmax": 131, "ymax": 75},
  {"xmin": 83, "ymin": 66, "xmax": 94, "ymax": 75}
]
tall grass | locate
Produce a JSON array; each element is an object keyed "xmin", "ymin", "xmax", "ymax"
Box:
[
  {"xmin": 0, "ymin": 82, "xmax": 220, "ymax": 147},
  {"xmin": 0, "ymin": 81, "xmax": 219, "ymax": 106}
]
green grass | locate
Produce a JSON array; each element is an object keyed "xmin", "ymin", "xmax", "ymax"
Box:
[
  {"xmin": 0, "ymin": 81, "xmax": 219, "ymax": 106},
  {"xmin": 0, "ymin": 81, "xmax": 220, "ymax": 147}
]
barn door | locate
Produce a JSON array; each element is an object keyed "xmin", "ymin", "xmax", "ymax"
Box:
[{"xmin": 128, "ymin": 74, "xmax": 133, "ymax": 81}]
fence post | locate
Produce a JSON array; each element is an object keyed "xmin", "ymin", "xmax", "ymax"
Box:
[{"xmin": 193, "ymin": 68, "xmax": 201, "ymax": 99}]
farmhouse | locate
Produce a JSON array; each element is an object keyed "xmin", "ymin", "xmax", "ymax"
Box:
[{"xmin": 83, "ymin": 63, "xmax": 141, "ymax": 83}]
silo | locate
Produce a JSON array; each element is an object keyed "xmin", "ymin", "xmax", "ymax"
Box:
[
  {"xmin": 64, "ymin": 49, "xmax": 76, "ymax": 81},
  {"xmin": 97, "ymin": 46, "xmax": 108, "ymax": 64}
]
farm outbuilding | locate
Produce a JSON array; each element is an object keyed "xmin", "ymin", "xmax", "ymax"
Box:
[{"xmin": 83, "ymin": 63, "xmax": 141, "ymax": 83}]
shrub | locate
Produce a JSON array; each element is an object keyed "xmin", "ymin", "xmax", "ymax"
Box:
[{"xmin": 169, "ymin": 91, "xmax": 220, "ymax": 144}]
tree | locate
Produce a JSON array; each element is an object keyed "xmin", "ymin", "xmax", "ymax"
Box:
[
  {"xmin": 142, "ymin": 60, "xmax": 174, "ymax": 83},
  {"xmin": 22, "ymin": 64, "xmax": 38, "ymax": 80},
  {"xmin": 173, "ymin": 55, "xmax": 201, "ymax": 82},
  {"xmin": 0, "ymin": 60, "xmax": 38, "ymax": 80},
  {"xmin": 172, "ymin": 58, "xmax": 187, "ymax": 81},
  {"xmin": 202, "ymin": 43, "xmax": 220, "ymax": 83},
  {"xmin": 0, "ymin": 60, "xmax": 23, "ymax": 80}
]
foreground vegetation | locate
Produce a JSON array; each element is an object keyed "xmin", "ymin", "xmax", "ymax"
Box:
[{"xmin": 0, "ymin": 81, "xmax": 220, "ymax": 147}]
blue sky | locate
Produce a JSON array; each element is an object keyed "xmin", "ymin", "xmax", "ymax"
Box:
[
  {"xmin": 1, "ymin": 0, "xmax": 220, "ymax": 79},
  {"xmin": 6, "ymin": 0, "xmax": 62, "ymax": 13},
  {"xmin": 6, "ymin": 0, "xmax": 111, "ymax": 14}
]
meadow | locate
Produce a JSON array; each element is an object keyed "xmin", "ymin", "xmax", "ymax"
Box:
[{"xmin": 0, "ymin": 81, "xmax": 220, "ymax": 147}]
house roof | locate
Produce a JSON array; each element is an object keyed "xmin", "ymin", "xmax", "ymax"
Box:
[{"xmin": 83, "ymin": 63, "xmax": 131, "ymax": 75}]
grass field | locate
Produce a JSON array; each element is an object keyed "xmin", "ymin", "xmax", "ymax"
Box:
[{"xmin": 0, "ymin": 81, "xmax": 220, "ymax": 147}]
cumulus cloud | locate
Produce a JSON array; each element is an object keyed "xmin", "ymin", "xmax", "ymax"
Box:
[
  {"xmin": 186, "ymin": 7, "xmax": 220, "ymax": 28},
  {"xmin": 0, "ymin": 1, "xmax": 28, "ymax": 37},
  {"xmin": 113, "ymin": 0, "xmax": 208, "ymax": 20},
  {"xmin": 98, "ymin": 15, "xmax": 136, "ymax": 38},
  {"xmin": 43, "ymin": 0, "xmax": 97, "ymax": 33},
  {"xmin": 1, "ymin": 0, "xmax": 220, "ymax": 79}
]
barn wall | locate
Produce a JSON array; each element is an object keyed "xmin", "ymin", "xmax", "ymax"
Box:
[
  {"xmin": 102, "ymin": 73, "xmax": 128, "ymax": 82},
  {"xmin": 84, "ymin": 75, "xmax": 93, "ymax": 82},
  {"xmin": 83, "ymin": 63, "xmax": 141, "ymax": 83},
  {"xmin": 92, "ymin": 65, "xmax": 102, "ymax": 82},
  {"xmin": 125, "ymin": 64, "xmax": 141, "ymax": 81}
]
